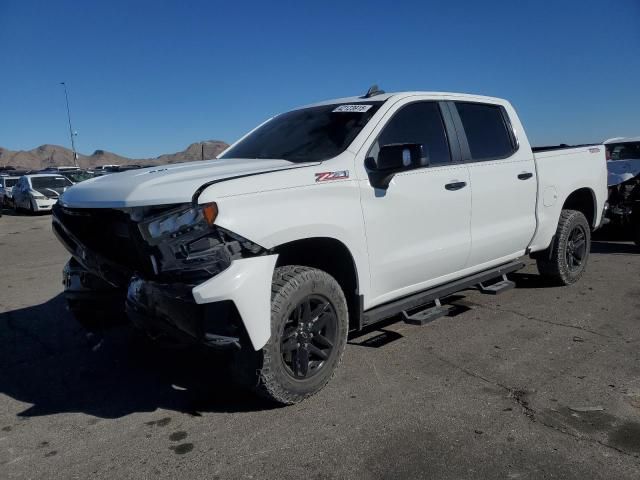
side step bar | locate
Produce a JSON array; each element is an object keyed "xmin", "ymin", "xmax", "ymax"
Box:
[
  {"xmin": 478, "ymin": 274, "xmax": 516, "ymax": 295},
  {"xmin": 402, "ymin": 298, "xmax": 453, "ymax": 326},
  {"xmin": 361, "ymin": 260, "xmax": 524, "ymax": 328}
]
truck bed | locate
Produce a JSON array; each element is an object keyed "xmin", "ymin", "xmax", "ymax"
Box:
[
  {"xmin": 528, "ymin": 144, "xmax": 608, "ymax": 253},
  {"xmin": 532, "ymin": 143, "xmax": 599, "ymax": 153}
]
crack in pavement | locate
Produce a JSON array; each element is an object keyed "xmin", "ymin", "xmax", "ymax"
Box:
[
  {"xmin": 426, "ymin": 349, "xmax": 640, "ymax": 462},
  {"xmin": 468, "ymin": 302, "xmax": 615, "ymax": 340}
]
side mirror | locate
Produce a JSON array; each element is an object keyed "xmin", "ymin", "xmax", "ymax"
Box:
[{"xmin": 365, "ymin": 143, "xmax": 427, "ymax": 189}]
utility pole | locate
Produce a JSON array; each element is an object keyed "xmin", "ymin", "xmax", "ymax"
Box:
[{"xmin": 60, "ymin": 82, "xmax": 79, "ymax": 167}]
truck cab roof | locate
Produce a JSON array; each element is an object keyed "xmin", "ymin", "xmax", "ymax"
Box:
[{"xmin": 304, "ymin": 91, "xmax": 507, "ymax": 109}]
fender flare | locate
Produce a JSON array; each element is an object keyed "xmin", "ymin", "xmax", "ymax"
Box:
[{"xmin": 192, "ymin": 254, "xmax": 278, "ymax": 350}]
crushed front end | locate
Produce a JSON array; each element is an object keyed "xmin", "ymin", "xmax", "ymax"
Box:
[
  {"xmin": 52, "ymin": 202, "xmax": 268, "ymax": 349},
  {"xmin": 605, "ymin": 171, "xmax": 640, "ymax": 246}
]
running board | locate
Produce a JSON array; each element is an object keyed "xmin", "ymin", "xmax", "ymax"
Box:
[
  {"xmin": 360, "ymin": 260, "xmax": 525, "ymax": 328},
  {"xmin": 478, "ymin": 274, "xmax": 516, "ymax": 295},
  {"xmin": 402, "ymin": 298, "xmax": 453, "ymax": 326}
]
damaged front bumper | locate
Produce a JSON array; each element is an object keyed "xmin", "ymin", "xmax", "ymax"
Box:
[
  {"xmin": 126, "ymin": 277, "xmax": 242, "ymax": 349},
  {"xmin": 53, "ymin": 203, "xmax": 277, "ymax": 351},
  {"xmin": 126, "ymin": 254, "xmax": 277, "ymax": 351}
]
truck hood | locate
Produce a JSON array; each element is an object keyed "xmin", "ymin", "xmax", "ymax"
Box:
[{"xmin": 60, "ymin": 158, "xmax": 316, "ymax": 208}]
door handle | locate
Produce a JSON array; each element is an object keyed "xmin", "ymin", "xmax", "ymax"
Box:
[
  {"xmin": 518, "ymin": 172, "xmax": 533, "ymax": 180},
  {"xmin": 444, "ymin": 181, "xmax": 467, "ymax": 191}
]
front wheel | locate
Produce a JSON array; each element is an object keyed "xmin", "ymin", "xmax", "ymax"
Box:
[
  {"xmin": 233, "ymin": 265, "xmax": 349, "ymax": 405},
  {"xmin": 536, "ymin": 209, "xmax": 591, "ymax": 285}
]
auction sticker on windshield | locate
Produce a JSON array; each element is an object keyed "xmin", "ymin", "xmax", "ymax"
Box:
[{"xmin": 332, "ymin": 104, "xmax": 373, "ymax": 113}]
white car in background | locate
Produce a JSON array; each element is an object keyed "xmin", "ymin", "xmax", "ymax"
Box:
[
  {"xmin": 603, "ymin": 137, "xmax": 640, "ymax": 245},
  {"xmin": 13, "ymin": 174, "xmax": 73, "ymax": 213},
  {"xmin": 604, "ymin": 137, "xmax": 640, "ymax": 185},
  {"xmin": 0, "ymin": 175, "xmax": 19, "ymax": 207}
]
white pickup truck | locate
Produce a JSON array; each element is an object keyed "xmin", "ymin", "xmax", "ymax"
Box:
[{"xmin": 53, "ymin": 88, "xmax": 608, "ymax": 404}]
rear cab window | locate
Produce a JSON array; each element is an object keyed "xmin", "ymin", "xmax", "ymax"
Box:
[{"xmin": 455, "ymin": 102, "xmax": 517, "ymax": 161}]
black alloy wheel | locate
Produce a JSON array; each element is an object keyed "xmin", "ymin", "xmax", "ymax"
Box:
[
  {"xmin": 232, "ymin": 265, "xmax": 349, "ymax": 405},
  {"xmin": 280, "ymin": 295, "xmax": 338, "ymax": 380},
  {"xmin": 565, "ymin": 224, "xmax": 587, "ymax": 272},
  {"xmin": 536, "ymin": 209, "xmax": 591, "ymax": 285}
]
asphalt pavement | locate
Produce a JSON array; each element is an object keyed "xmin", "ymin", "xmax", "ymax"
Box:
[{"xmin": 1, "ymin": 211, "xmax": 639, "ymax": 479}]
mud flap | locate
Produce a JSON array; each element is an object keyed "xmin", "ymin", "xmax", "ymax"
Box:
[{"xmin": 191, "ymin": 254, "xmax": 278, "ymax": 351}]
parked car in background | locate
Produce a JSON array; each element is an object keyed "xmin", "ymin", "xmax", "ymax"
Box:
[
  {"xmin": 0, "ymin": 175, "xmax": 20, "ymax": 208},
  {"xmin": 62, "ymin": 170, "xmax": 95, "ymax": 183},
  {"xmin": 106, "ymin": 165, "xmax": 143, "ymax": 173},
  {"xmin": 93, "ymin": 165, "xmax": 120, "ymax": 172},
  {"xmin": 40, "ymin": 166, "xmax": 81, "ymax": 174},
  {"xmin": 603, "ymin": 137, "xmax": 640, "ymax": 246},
  {"xmin": 54, "ymin": 89, "xmax": 608, "ymax": 404},
  {"xmin": 91, "ymin": 165, "xmax": 143, "ymax": 176},
  {"xmin": 13, "ymin": 174, "xmax": 73, "ymax": 213}
]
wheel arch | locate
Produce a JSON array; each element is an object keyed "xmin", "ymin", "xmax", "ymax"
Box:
[
  {"xmin": 272, "ymin": 237, "xmax": 362, "ymax": 331},
  {"xmin": 561, "ymin": 187, "xmax": 597, "ymax": 228}
]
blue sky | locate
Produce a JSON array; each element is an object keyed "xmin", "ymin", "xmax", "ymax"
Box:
[{"xmin": 1, "ymin": 0, "xmax": 638, "ymax": 158}]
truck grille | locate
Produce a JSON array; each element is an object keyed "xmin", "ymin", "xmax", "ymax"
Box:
[{"xmin": 52, "ymin": 204, "xmax": 152, "ymax": 278}]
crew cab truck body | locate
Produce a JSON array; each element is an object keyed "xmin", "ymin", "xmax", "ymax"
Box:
[{"xmin": 53, "ymin": 90, "xmax": 607, "ymax": 404}]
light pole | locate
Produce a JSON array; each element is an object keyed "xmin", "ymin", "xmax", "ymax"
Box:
[{"xmin": 60, "ymin": 82, "xmax": 79, "ymax": 167}]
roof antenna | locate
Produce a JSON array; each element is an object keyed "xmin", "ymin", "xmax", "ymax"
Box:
[{"xmin": 362, "ymin": 84, "xmax": 385, "ymax": 98}]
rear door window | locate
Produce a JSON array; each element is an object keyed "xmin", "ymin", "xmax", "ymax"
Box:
[{"xmin": 455, "ymin": 102, "xmax": 516, "ymax": 161}]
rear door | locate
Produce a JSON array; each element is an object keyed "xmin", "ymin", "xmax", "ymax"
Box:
[
  {"xmin": 358, "ymin": 99, "xmax": 472, "ymax": 307},
  {"xmin": 448, "ymin": 101, "xmax": 537, "ymax": 268}
]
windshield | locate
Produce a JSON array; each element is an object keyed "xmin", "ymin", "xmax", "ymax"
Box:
[
  {"xmin": 31, "ymin": 176, "xmax": 73, "ymax": 189},
  {"xmin": 607, "ymin": 142, "xmax": 640, "ymax": 160},
  {"xmin": 4, "ymin": 178, "xmax": 18, "ymax": 187},
  {"xmin": 221, "ymin": 102, "xmax": 384, "ymax": 162}
]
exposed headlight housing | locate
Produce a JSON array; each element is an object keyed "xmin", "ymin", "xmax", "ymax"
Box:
[{"xmin": 140, "ymin": 203, "xmax": 218, "ymax": 243}]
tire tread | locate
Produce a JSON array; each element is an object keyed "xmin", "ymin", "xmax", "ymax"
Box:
[
  {"xmin": 536, "ymin": 209, "xmax": 590, "ymax": 285},
  {"xmin": 237, "ymin": 265, "xmax": 348, "ymax": 405}
]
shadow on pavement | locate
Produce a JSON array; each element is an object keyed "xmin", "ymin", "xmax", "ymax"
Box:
[
  {"xmin": 591, "ymin": 241, "xmax": 639, "ymax": 255},
  {"xmin": 510, "ymin": 271, "xmax": 558, "ymax": 289},
  {"xmin": 0, "ymin": 294, "xmax": 277, "ymax": 419},
  {"xmin": 0, "ymin": 205, "xmax": 41, "ymax": 216}
]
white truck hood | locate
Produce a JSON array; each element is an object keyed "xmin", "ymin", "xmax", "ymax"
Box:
[
  {"xmin": 60, "ymin": 158, "xmax": 312, "ymax": 208},
  {"xmin": 607, "ymin": 159, "xmax": 640, "ymax": 186}
]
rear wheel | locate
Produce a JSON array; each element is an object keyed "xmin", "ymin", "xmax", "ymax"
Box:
[
  {"xmin": 536, "ymin": 209, "xmax": 591, "ymax": 285},
  {"xmin": 233, "ymin": 265, "xmax": 348, "ymax": 404}
]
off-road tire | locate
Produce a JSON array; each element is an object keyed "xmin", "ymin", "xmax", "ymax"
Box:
[
  {"xmin": 233, "ymin": 265, "xmax": 349, "ymax": 405},
  {"xmin": 536, "ymin": 209, "xmax": 591, "ymax": 285}
]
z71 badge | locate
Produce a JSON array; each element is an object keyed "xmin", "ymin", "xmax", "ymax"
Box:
[{"xmin": 315, "ymin": 170, "xmax": 349, "ymax": 182}]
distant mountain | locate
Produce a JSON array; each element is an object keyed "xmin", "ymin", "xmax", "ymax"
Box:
[{"xmin": 0, "ymin": 140, "xmax": 229, "ymax": 170}]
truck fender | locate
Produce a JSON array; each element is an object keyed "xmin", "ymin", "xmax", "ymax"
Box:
[{"xmin": 192, "ymin": 254, "xmax": 278, "ymax": 351}]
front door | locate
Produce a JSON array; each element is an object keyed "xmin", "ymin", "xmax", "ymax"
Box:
[{"xmin": 358, "ymin": 100, "xmax": 472, "ymax": 308}]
